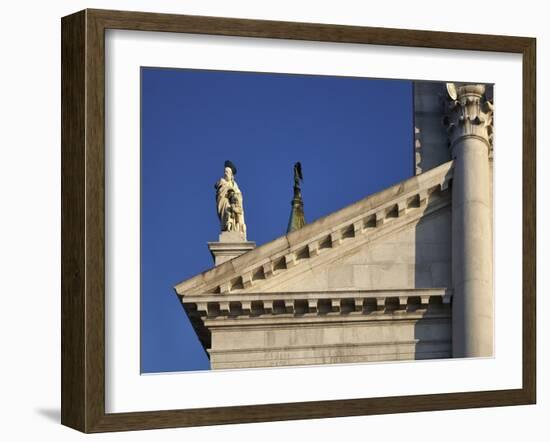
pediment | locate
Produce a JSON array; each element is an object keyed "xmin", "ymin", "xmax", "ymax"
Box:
[
  {"xmin": 174, "ymin": 160, "xmax": 453, "ymax": 300},
  {"xmin": 242, "ymin": 203, "xmax": 452, "ymax": 294}
]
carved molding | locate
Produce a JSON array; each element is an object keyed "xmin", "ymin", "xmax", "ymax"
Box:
[
  {"xmin": 182, "ymin": 288, "xmax": 452, "ymax": 321},
  {"xmin": 414, "ymin": 126, "xmax": 422, "ymax": 174}
]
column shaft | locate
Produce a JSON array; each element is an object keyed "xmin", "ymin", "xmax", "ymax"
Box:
[{"xmin": 451, "ymin": 138, "xmax": 493, "ymax": 357}]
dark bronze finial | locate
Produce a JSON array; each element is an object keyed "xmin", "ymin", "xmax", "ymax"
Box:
[
  {"xmin": 287, "ymin": 162, "xmax": 306, "ymax": 233},
  {"xmin": 294, "ymin": 162, "xmax": 303, "ymax": 187}
]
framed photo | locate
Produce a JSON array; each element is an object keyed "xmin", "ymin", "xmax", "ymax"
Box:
[{"xmin": 61, "ymin": 9, "xmax": 536, "ymax": 433}]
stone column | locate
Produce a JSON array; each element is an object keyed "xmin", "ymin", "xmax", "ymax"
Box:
[{"xmin": 445, "ymin": 84, "xmax": 494, "ymax": 358}]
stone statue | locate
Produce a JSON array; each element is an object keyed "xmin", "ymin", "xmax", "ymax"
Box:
[
  {"xmin": 226, "ymin": 189, "xmax": 246, "ymax": 237},
  {"xmin": 215, "ymin": 160, "xmax": 247, "ymax": 239}
]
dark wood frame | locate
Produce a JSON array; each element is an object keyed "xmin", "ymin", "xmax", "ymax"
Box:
[{"xmin": 61, "ymin": 8, "xmax": 536, "ymax": 433}]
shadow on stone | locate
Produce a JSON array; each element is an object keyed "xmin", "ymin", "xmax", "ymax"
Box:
[{"xmin": 413, "ymin": 200, "xmax": 452, "ymax": 361}]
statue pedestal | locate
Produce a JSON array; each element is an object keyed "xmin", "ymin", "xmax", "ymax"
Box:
[{"xmin": 208, "ymin": 231, "xmax": 256, "ymax": 266}]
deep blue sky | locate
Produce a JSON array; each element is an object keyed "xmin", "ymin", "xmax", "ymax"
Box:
[{"xmin": 141, "ymin": 68, "xmax": 413, "ymax": 373}]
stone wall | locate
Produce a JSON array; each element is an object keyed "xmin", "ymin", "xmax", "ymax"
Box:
[
  {"xmin": 201, "ymin": 205, "xmax": 453, "ymax": 370},
  {"xmin": 414, "ymin": 82, "xmax": 451, "ymax": 174},
  {"xmin": 208, "ymin": 312, "xmax": 451, "ymax": 369},
  {"xmin": 263, "ymin": 206, "xmax": 452, "ymax": 293}
]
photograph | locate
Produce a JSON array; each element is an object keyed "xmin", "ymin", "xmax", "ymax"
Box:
[
  {"xmin": 56, "ymin": 6, "xmax": 536, "ymax": 434},
  {"xmin": 0, "ymin": 0, "xmax": 543, "ymax": 437},
  {"xmin": 140, "ymin": 68, "xmax": 495, "ymax": 373}
]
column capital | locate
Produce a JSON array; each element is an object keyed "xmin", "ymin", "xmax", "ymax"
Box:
[{"xmin": 444, "ymin": 83, "xmax": 494, "ymax": 155}]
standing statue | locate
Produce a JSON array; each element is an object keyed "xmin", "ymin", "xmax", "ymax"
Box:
[{"xmin": 215, "ymin": 160, "xmax": 247, "ymax": 239}]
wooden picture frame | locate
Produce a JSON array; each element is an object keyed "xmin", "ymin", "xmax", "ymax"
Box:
[{"xmin": 61, "ymin": 8, "xmax": 536, "ymax": 433}]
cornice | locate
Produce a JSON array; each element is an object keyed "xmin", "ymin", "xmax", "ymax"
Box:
[{"xmin": 183, "ymin": 288, "xmax": 452, "ymax": 323}]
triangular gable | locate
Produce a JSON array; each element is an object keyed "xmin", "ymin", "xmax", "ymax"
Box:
[
  {"xmin": 174, "ymin": 160, "xmax": 453, "ymax": 298},
  {"xmin": 250, "ymin": 204, "xmax": 451, "ymax": 293}
]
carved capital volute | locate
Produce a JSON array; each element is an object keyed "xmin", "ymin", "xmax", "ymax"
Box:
[{"xmin": 444, "ymin": 84, "xmax": 494, "ymax": 155}]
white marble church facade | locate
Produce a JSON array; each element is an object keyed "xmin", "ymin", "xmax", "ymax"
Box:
[{"xmin": 174, "ymin": 82, "xmax": 494, "ymax": 369}]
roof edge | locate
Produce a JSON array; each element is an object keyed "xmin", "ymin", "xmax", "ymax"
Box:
[{"xmin": 174, "ymin": 160, "xmax": 454, "ymax": 295}]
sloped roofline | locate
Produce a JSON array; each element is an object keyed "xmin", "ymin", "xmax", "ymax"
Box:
[{"xmin": 174, "ymin": 160, "xmax": 454, "ymax": 296}]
